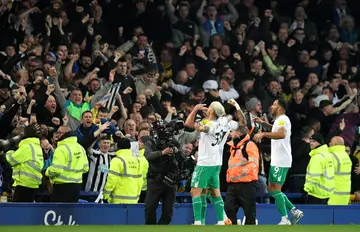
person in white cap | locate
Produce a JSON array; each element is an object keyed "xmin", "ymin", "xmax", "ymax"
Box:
[{"xmin": 185, "ymin": 99, "xmax": 245, "ymax": 225}]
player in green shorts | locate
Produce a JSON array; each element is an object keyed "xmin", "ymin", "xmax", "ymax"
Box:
[
  {"xmin": 268, "ymin": 166, "xmax": 289, "ymax": 185},
  {"xmin": 190, "ymin": 166, "xmax": 222, "ymax": 189},
  {"xmin": 185, "ymin": 100, "xmax": 245, "ymax": 225},
  {"xmin": 254, "ymin": 100, "xmax": 304, "ymax": 225}
]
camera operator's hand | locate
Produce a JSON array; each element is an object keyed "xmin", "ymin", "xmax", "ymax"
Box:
[{"xmin": 162, "ymin": 147, "xmax": 173, "ymax": 155}]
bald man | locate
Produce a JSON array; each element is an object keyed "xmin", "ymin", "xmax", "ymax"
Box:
[
  {"xmin": 176, "ymin": 71, "xmax": 188, "ymax": 84},
  {"xmin": 328, "ymin": 136, "xmax": 352, "ymax": 205}
]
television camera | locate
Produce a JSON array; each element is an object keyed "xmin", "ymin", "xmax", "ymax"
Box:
[{"xmin": 151, "ymin": 120, "xmax": 188, "ymax": 186}]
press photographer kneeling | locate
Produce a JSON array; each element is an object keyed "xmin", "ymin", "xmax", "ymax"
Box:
[{"xmin": 143, "ymin": 120, "xmax": 185, "ymax": 225}]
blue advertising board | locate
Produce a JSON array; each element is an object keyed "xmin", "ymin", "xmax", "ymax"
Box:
[{"xmin": 0, "ymin": 203, "xmax": 359, "ymax": 225}]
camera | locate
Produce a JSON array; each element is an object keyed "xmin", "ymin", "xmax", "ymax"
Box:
[
  {"xmin": 182, "ymin": 153, "xmax": 197, "ymax": 175},
  {"xmin": 151, "ymin": 120, "xmax": 184, "ymax": 150},
  {"xmin": 0, "ymin": 135, "xmax": 23, "ymax": 152},
  {"xmin": 151, "ymin": 120, "xmax": 187, "ymax": 186}
]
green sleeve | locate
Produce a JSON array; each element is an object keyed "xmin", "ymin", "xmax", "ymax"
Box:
[{"xmin": 263, "ymin": 55, "xmax": 283, "ymax": 77}]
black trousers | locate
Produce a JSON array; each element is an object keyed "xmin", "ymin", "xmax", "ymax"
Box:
[
  {"xmin": 307, "ymin": 195, "xmax": 329, "ymax": 204},
  {"xmin": 138, "ymin": 190, "xmax": 147, "ymax": 203},
  {"xmin": 145, "ymin": 179, "xmax": 176, "ymax": 225},
  {"xmin": 13, "ymin": 186, "xmax": 37, "ymax": 202},
  {"xmin": 51, "ymin": 183, "xmax": 82, "ymax": 203},
  {"xmin": 224, "ymin": 182, "xmax": 257, "ymax": 225}
]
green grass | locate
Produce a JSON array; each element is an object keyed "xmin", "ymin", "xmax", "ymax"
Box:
[{"xmin": 1, "ymin": 225, "xmax": 360, "ymax": 232}]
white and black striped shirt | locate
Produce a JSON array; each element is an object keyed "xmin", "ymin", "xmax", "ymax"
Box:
[
  {"xmin": 105, "ymin": 83, "xmax": 122, "ymax": 111},
  {"xmin": 85, "ymin": 149, "xmax": 115, "ymax": 192}
]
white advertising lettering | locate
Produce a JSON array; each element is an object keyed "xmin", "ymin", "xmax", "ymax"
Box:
[{"xmin": 43, "ymin": 210, "xmax": 77, "ymax": 226}]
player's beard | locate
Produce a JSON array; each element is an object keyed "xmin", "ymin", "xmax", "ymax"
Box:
[{"xmin": 270, "ymin": 107, "xmax": 278, "ymax": 119}]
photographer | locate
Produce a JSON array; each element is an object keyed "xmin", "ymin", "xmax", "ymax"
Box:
[
  {"xmin": 143, "ymin": 121, "xmax": 183, "ymax": 225},
  {"xmin": 0, "ymin": 135, "xmax": 23, "ymax": 154}
]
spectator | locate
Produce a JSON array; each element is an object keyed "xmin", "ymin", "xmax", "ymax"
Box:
[
  {"xmin": 85, "ymin": 134, "xmax": 115, "ymax": 193},
  {"xmin": 0, "ymin": 0, "xmax": 359, "ymax": 209}
]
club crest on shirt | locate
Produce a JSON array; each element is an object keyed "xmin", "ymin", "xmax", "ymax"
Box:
[{"xmin": 98, "ymin": 164, "xmax": 109, "ymax": 173}]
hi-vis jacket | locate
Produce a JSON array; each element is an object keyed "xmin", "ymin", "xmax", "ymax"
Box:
[
  {"xmin": 328, "ymin": 145, "xmax": 352, "ymax": 205},
  {"xmin": 138, "ymin": 149, "xmax": 149, "ymax": 191},
  {"xmin": 226, "ymin": 134, "xmax": 259, "ymax": 183},
  {"xmin": 45, "ymin": 136, "xmax": 89, "ymax": 184},
  {"xmin": 103, "ymin": 149, "xmax": 143, "ymax": 204},
  {"xmin": 304, "ymin": 145, "xmax": 335, "ymax": 199},
  {"xmin": 6, "ymin": 138, "xmax": 44, "ymax": 189}
]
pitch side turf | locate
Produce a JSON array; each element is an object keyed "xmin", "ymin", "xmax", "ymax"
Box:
[{"xmin": 1, "ymin": 225, "xmax": 360, "ymax": 232}]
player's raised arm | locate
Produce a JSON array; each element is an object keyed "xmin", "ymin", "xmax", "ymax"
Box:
[
  {"xmin": 184, "ymin": 103, "xmax": 206, "ymax": 129},
  {"xmin": 227, "ymin": 99, "xmax": 246, "ymax": 126}
]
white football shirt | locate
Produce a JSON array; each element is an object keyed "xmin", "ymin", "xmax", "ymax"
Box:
[
  {"xmin": 197, "ymin": 117, "xmax": 239, "ymax": 166},
  {"xmin": 270, "ymin": 114, "xmax": 292, "ymax": 168}
]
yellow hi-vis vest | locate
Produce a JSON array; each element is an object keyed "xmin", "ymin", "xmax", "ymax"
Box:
[
  {"xmin": 6, "ymin": 138, "xmax": 44, "ymax": 189},
  {"xmin": 103, "ymin": 149, "xmax": 143, "ymax": 204},
  {"xmin": 138, "ymin": 149, "xmax": 149, "ymax": 191},
  {"xmin": 45, "ymin": 136, "xmax": 89, "ymax": 184},
  {"xmin": 304, "ymin": 145, "xmax": 335, "ymax": 199},
  {"xmin": 328, "ymin": 145, "xmax": 352, "ymax": 205}
]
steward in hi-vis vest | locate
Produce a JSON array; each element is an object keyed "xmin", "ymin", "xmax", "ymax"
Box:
[
  {"xmin": 224, "ymin": 127, "xmax": 259, "ymax": 225},
  {"xmin": 6, "ymin": 125, "xmax": 43, "ymax": 202},
  {"xmin": 305, "ymin": 133, "xmax": 334, "ymax": 204},
  {"xmin": 328, "ymin": 136, "xmax": 352, "ymax": 205},
  {"xmin": 103, "ymin": 138, "xmax": 143, "ymax": 204},
  {"xmin": 45, "ymin": 126, "xmax": 89, "ymax": 203}
]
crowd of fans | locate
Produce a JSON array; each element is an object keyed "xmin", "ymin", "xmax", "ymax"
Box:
[{"xmin": 0, "ymin": 0, "xmax": 360, "ymax": 202}]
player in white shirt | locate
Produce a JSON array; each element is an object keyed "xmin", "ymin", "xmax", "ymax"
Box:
[
  {"xmin": 253, "ymin": 100, "xmax": 303, "ymax": 225},
  {"xmin": 184, "ymin": 99, "xmax": 245, "ymax": 226}
]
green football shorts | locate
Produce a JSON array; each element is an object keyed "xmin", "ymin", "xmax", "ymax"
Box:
[
  {"xmin": 268, "ymin": 166, "xmax": 289, "ymax": 185},
  {"xmin": 190, "ymin": 165, "xmax": 221, "ymax": 189}
]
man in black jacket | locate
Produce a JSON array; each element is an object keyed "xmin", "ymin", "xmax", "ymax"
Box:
[
  {"xmin": 142, "ymin": 133, "xmax": 178, "ymax": 225},
  {"xmin": 288, "ymin": 126, "xmax": 313, "ymax": 193}
]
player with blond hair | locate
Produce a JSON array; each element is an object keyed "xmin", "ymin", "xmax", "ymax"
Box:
[{"xmin": 185, "ymin": 100, "xmax": 245, "ymax": 225}]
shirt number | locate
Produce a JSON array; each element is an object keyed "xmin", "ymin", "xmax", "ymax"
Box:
[{"xmin": 211, "ymin": 131, "xmax": 227, "ymax": 146}]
